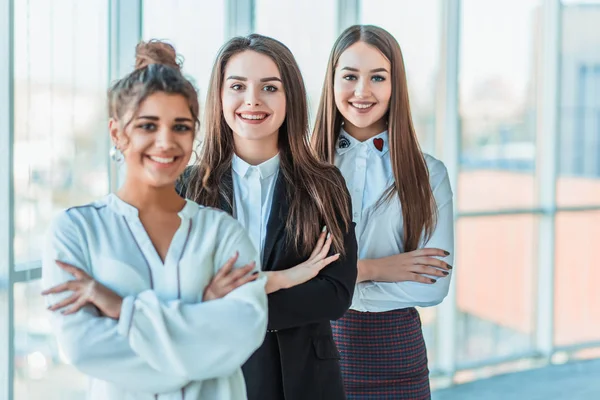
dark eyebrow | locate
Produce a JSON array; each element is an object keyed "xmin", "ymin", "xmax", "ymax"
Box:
[
  {"xmin": 137, "ymin": 115, "xmax": 193, "ymax": 123},
  {"xmin": 340, "ymin": 66, "xmax": 389, "ymax": 73},
  {"xmin": 260, "ymin": 76, "xmax": 282, "ymax": 83},
  {"xmin": 227, "ymin": 75, "xmax": 282, "ymax": 83}
]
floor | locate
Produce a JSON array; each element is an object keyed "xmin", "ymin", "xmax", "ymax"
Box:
[{"xmin": 432, "ymin": 358, "xmax": 600, "ymax": 400}]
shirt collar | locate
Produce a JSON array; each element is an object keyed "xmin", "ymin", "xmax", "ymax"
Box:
[
  {"xmin": 106, "ymin": 193, "xmax": 198, "ymax": 220},
  {"xmin": 232, "ymin": 153, "xmax": 280, "ymax": 179},
  {"xmin": 336, "ymin": 128, "xmax": 390, "ymax": 158}
]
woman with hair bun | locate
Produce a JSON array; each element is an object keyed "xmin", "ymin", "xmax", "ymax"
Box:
[{"xmin": 41, "ymin": 40, "xmax": 268, "ymax": 400}]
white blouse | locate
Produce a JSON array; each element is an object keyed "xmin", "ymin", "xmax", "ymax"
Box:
[
  {"xmin": 232, "ymin": 153, "xmax": 280, "ymax": 256},
  {"xmin": 42, "ymin": 193, "xmax": 268, "ymax": 400},
  {"xmin": 335, "ymin": 129, "xmax": 455, "ymax": 313}
]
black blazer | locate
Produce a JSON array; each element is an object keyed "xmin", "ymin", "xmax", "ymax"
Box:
[{"xmin": 179, "ymin": 167, "xmax": 357, "ymax": 400}]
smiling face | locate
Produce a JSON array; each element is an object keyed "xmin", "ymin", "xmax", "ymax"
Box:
[
  {"xmin": 110, "ymin": 91, "xmax": 195, "ymax": 188},
  {"xmin": 221, "ymin": 50, "xmax": 286, "ymax": 146},
  {"xmin": 333, "ymin": 41, "xmax": 392, "ymax": 139}
]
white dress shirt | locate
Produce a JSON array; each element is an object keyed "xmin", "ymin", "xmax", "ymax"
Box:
[
  {"xmin": 232, "ymin": 153, "xmax": 280, "ymax": 257},
  {"xmin": 42, "ymin": 193, "xmax": 268, "ymax": 400},
  {"xmin": 335, "ymin": 129, "xmax": 455, "ymax": 312}
]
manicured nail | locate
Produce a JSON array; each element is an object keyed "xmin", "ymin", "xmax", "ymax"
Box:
[
  {"xmin": 322, "ymin": 225, "xmax": 327, "ymax": 233},
  {"xmin": 442, "ymin": 271, "xmax": 449, "ymax": 276},
  {"xmin": 443, "ymin": 250, "xmax": 450, "ymax": 256},
  {"xmin": 430, "ymin": 278, "xmax": 436, "ymax": 283},
  {"xmin": 326, "ymin": 232, "xmax": 331, "ymax": 240},
  {"xmin": 447, "ymin": 265, "xmax": 453, "ymax": 269},
  {"xmin": 252, "ymin": 271, "xmax": 259, "ymax": 275}
]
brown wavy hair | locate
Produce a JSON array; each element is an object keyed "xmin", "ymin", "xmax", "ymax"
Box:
[
  {"xmin": 184, "ymin": 34, "xmax": 351, "ymax": 256},
  {"xmin": 312, "ymin": 25, "xmax": 436, "ymax": 252},
  {"xmin": 108, "ymin": 40, "xmax": 199, "ymax": 131}
]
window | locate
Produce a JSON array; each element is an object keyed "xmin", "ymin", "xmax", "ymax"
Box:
[
  {"xmin": 11, "ymin": 0, "xmax": 110, "ymax": 397},
  {"xmin": 557, "ymin": 3, "xmax": 600, "ymax": 206},
  {"xmin": 254, "ymin": 0, "xmax": 339, "ymax": 123},
  {"xmin": 360, "ymin": 0, "xmax": 441, "ymax": 154},
  {"xmin": 458, "ymin": 0, "xmax": 541, "ymax": 211},
  {"xmin": 142, "ymin": 0, "xmax": 227, "ymax": 138}
]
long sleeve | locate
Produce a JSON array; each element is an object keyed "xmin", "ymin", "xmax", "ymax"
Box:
[
  {"xmin": 358, "ymin": 164, "xmax": 455, "ymax": 308},
  {"xmin": 42, "ymin": 211, "xmax": 189, "ymax": 394},
  {"xmin": 266, "ymin": 199, "xmax": 358, "ymax": 331},
  {"xmin": 117, "ymin": 228, "xmax": 268, "ymax": 381}
]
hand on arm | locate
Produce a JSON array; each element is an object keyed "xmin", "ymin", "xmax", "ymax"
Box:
[
  {"xmin": 357, "ymin": 248, "xmax": 452, "ymax": 284},
  {"xmin": 203, "ymin": 251, "xmax": 258, "ymax": 301},
  {"xmin": 43, "ymin": 261, "xmax": 124, "ymax": 319},
  {"xmin": 356, "ymin": 161, "xmax": 455, "ymax": 308},
  {"xmin": 264, "ymin": 226, "xmax": 340, "ymax": 294}
]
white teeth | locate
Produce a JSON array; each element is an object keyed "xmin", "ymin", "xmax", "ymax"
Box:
[
  {"xmin": 240, "ymin": 114, "xmax": 267, "ymax": 120},
  {"xmin": 351, "ymin": 103, "xmax": 374, "ymax": 109},
  {"xmin": 149, "ymin": 156, "xmax": 175, "ymax": 164}
]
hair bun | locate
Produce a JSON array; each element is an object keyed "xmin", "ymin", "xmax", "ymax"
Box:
[{"xmin": 134, "ymin": 40, "xmax": 181, "ymax": 71}]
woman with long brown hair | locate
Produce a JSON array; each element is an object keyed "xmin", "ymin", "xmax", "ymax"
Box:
[
  {"xmin": 178, "ymin": 34, "xmax": 357, "ymax": 400},
  {"xmin": 312, "ymin": 25, "xmax": 454, "ymax": 399}
]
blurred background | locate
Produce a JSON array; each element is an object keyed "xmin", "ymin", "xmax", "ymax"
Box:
[{"xmin": 1, "ymin": 0, "xmax": 599, "ymax": 399}]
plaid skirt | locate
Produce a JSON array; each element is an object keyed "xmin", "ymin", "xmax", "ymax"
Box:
[{"xmin": 331, "ymin": 307, "xmax": 430, "ymax": 400}]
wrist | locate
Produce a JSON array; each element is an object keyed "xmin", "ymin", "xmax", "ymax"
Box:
[
  {"xmin": 112, "ymin": 297, "xmax": 123, "ymax": 320},
  {"xmin": 357, "ymin": 259, "xmax": 369, "ymax": 282},
  {"xmin": 358, "ymin": 259, "xmax": 377, "ymax": 282},
  {"xmin": 265, "ymin": 271, "xmax": 286, "ymax": 294}
]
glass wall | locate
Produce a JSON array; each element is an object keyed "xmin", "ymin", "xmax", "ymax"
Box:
[
  {"xmin": 2, "ymin": 0, "xmax": 600, "ymax": 398},
  {"xmin": 11, "ymin": 0, "xmax": 109, "ymax": 398},
  {"xmin": 454, "ymin": 0, "xmax": 542, "ymax": 370},
  {"xmin": 13, "ymin": 0, "xmax": 110, "ymax": 266},
  {"xmin": 458, "ymin": 0, "xmax": 540, "ymax": 212},
  {"xmin": 555, "ymin": 0, "xmax": 600, "ymax": 348}
]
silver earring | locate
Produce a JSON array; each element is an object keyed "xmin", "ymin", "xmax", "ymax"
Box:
[{"xmin": 109, "ymin": 145, "xmax": 124, "ymax": 163}]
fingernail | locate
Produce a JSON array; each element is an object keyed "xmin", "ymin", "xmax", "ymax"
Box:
[
  {"xmin": 447, "ymin": 265, "xmax": 453, "ymax": 269},
  {"xmin": 442, "ymin": 271, "xmax": 449, "ymax": 276},
  {"xmin": 322, "ymin": 225, "xmax": 327, "ymax": 233},
  {"xmin": 444, "ymin": 250, "xmax": 450, "ymax": 256},
  {"xmin": 326, "ymin": 232, "xmax": 331, "ymax": 240},
  {"xmin": 252, "ymin": 271, "xmax": 259, "ymax": 275},
  {"xmin": 430, "ymin": 278, "xmax": 436, "ymax": 283}
]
